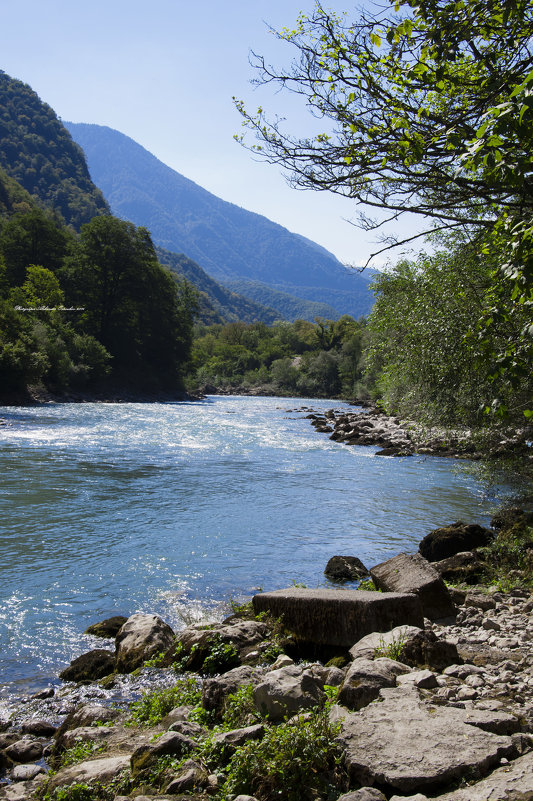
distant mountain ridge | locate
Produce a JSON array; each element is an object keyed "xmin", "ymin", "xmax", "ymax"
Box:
[{"xmin": 66, "ymin": 122, "xmax": 374, "ymax": 320}]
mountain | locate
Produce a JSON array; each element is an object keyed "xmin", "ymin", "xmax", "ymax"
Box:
[
  {"xmin": 0, "ymin": 73, "xmax": 109, "ymax": 229},
  {"xmin": 156, "ymin": 248, "xmax": 281, "ymax": 325},
  {"xmin": 66, "ymin": 122, "xmax": 374, "ymax": 319}
]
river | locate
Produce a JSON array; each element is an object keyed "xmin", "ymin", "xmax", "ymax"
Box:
[{"xmin": 0, "ymin": 396, "xmax": 509, "ymax": 699}]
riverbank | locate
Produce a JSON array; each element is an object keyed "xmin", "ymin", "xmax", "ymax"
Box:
[
  {"xmin": 0, "ymin": 507, "xmax": 532, "ymax": 801},
  {"xmin": 301, "ymin": 404, "xmax": 533, "ymax": 463}
]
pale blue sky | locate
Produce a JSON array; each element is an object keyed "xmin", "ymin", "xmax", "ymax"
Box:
[{"xmin": 2, "ymin": 0, "xmax": 422, "ymax": 266}]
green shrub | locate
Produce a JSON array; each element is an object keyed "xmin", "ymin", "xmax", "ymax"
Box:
[{"xmin": 219, "ymin": 707, "xmax": 346, "ymax": 801}]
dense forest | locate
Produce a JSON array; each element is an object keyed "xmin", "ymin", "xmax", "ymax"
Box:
[
  {"xmin": 0, "ymin": 172, "xmax": 196, "ymax": 398},
  {"xmin": 0, "ymin": 72, "xmax": 108, "ymax": 229},
  {"xmin": 187, "ymin": 315, "xmax": 367, "ymax": 399}
]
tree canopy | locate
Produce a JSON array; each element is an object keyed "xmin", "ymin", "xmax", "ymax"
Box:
[{"xmin": 235, "ymin": 0, "xmax": 533, "ymax": 416}]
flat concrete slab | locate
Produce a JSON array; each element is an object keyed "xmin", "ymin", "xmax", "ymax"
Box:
[{"xmin": 252, "ymin": 588, "xmax": 424, "ymax": 647}]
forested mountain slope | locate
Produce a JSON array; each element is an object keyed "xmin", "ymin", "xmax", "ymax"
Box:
[
  {"xmin": 0, "ymin": 72, "xmax": 109, "ymax": 229},
  {"xmin": 66, "ymin": 122, "xmax": 374, "ymax": 320}
]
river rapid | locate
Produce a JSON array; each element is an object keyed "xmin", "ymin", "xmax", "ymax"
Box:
[{"xmin": 0, "ymin": 396, "xmax": 510, "ymax": 700}]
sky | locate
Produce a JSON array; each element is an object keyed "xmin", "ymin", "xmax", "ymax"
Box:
[{"xmin": 2, "ymin": 0, "xmax": 424, "ymax": 268}]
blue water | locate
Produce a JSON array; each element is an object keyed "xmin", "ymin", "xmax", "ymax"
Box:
[{"xmin": 0, "ymin": 396, "xmax": 506, "ymax": 697}]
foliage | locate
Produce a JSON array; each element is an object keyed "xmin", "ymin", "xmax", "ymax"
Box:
[
  {"xmin": 218, "ymin": 706, "xmax": 345, "ymax": 801},
  {"xmin": 188, "ymin": 315, "xmax": 369, "ymax": 399},
  {"xmin": 235, "ymin": 0, "xmax": 533, "ymax": 414},
  {"xmin": 477, "ymin": 519, "xmax": 533, "ymax": 590},
  {"xmin": 366, "ymin": 236, "xmax": 533, "ymax": 424},
  {"xmin": 373, "ymin": 633, "xmax": 407, "ymax": 661},
  {"xmin": 0, "ymin": 71, "xmax": 109, "ymax": 229},
  {"xmin": 127, "ymin": 675, "xmax": 201, "ymax": 726},
  {"xmin": 201, "ymin": 636, "xmax": 240, "ymax": 675},
  {"xmin": 58, "ymin": 741, "xmax": 105, "ymax": 769}
]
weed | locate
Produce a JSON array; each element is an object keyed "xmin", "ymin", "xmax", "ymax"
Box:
[
  {"xmin": 59, "ymin": 741, "xmax": 105, "ymax": 768},
  {"xmin": 218, "ymin": 706, "xmax": 346, "ymax": 801},
  {"xmin": 202, "ymin": 636, "xmax": 239, "ymax": 675},
  {"xmin": 127, "ymin": 675, "xmax": 201, "ymax": 726},
  {"xmin": 373, "ymin": 633, "xmax": 407, "ymax": 661},
  {"xmin": 358, "ymin": 579, "xmax": 379, "ymax": 591},
  {"xmin": 142, "ymin": 650, "xmax": 167, "ymax": 668}
]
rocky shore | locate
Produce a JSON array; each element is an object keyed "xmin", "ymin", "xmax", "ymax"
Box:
[
  {"xmin": 0, "ymin": 508, "xmax": 532, "ymax": 801},
  {"xmin": 300, "ymin": 405, "xmax": 533, "ymax": 460}
]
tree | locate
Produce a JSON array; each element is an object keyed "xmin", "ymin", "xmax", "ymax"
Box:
[
  {"xmin": 63, "ymin": 215, "xmax": 196, "ymax": 388},
  {"xmin": 235, "ymin": 0, "xmax": 533, "ymax": 407}
]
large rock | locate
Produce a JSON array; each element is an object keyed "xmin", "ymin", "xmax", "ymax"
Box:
[
  {"xmin": 253, "ymin": 664, "xmax": 325, "ymax": 721},
  {"xmin": 333, "ymin": 686, "xmax": 517, "ymax": 794},
  {"xmin": 59, "ymin": 649, "xmax": 115, "ymax": 682},
  {"xmin": 419, "ymin": 522, "xmax": 494, "ymax": 562},
  {"xmin": 435, "ymin": 750, "xmax": 533, "ymax": 800},
  {"xmin": 338, "ymin": 657, "xmax": 409, "ymax": 710},
  {"xmin": 370, "ymin": 553, "xmax": 456, "ymax": 620},
  {"xmin": 431, "ymin": 551, "xmax": 485, "ymax": 584},
  {"xmin": 54, "ymin": 703, "xmax": 122, "ymax": 747},
  {"xmin": 47, "ymin": 755, "xmax": 130, "ymax": 791},
  {"xmin": 84, "ymin": 615, "xmax": 128, "ymax": 638},
  {"xmin": 349, "ymin": 626, "xmax": 424, "ymax": 661},
  {"xmin": 252, "ymin": 588, "xmax": 424, "ymax": 647},
  {"xmin": 324, "ymin": 556, "xmax": 369, "ymax": 582},
  {"xmin": 202, "ymin": 665, "xmax": 260, "ymax": 715},
  {"xmin": 115, "ymin": 613, "xmax": 175, "ymax": 673},
  {"xmin": 130, "ymin": 731, "xmax": 196, "ymax": 775}
]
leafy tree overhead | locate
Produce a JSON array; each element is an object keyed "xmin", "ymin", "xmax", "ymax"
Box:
[{"xmin": 235, "ymin": 0, "xmax": 533, "ymax": 413}]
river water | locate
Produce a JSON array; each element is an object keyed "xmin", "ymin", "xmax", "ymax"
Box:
[{"xmin": 0, "ymin": 396, "xmax": 508, "ymax": 699}]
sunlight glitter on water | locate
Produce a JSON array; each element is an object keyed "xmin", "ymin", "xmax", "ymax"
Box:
[{"xmin": 0, "ymin": 395, "xmax": 511, "ymax": 697}]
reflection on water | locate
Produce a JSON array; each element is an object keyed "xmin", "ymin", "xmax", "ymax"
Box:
[{"xmin": 0, "ymin": 396, "xmax": 510, "ymax": 697}]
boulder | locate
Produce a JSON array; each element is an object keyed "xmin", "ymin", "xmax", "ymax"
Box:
[
  {"xmin": 46, "ymin": 755, "xmax": 130, "ymax": 791},
  {"xmin": 130, "ymin": 731, "xmax": 196, "ymax": 775},
  {"xmin": 338, "ymin": 657, "xmax": 410, "ymax": 710},
  {"xmin": 431, "ymin": 551, "xmax": 485, "ymax": 584},
  {"xmin": 84, "ymin": 615, "xmax": 128, "ymax": 638},
  {"xmin": 324, "ymin": 556, "xmax": 369, "ymax": 582},
  {"xmin": 9, "ymin": 764, "xmax": 46, "ymax": 782},
  {"xmin": 21, "ymin": 720, "xmax": 57, "ymax": 737},
  {"xmin": 370, "ymin": 553, "xmax": 456, "ymax": 620},
  {"xmin": 165, "ymin": 758, "xmax": 207, "ymax": 793},
  {"xmin": 5, "ymin": 740, "xmax": 42, "ymax": 763},
  {"xmin": 59, "ymin": 649, "xmax": 115, "ymax": 682},
  {"xmin": 349, "ymin": 626, "xmax": 424, "ymax": 661},
  {"xmin": 435, "ymin": 750, "xmax": 533, "ymax": 800},
  {"xmin": 115, "ymin": 613, "xmax": 175, "ymax": 673},
  {"xmin": 399, "ymin": 629, "xmax": 461, "ymax": 671},
  {"xmin": 337, "ymin": 791, "xmax": 387, "ymax": 801},
  {"xmin": 333, "ymin": 686, "xmax": 517, "ymax": 793},
  {"xmin": 419, "ymin": 522, "xmax": 494, "ymax": 562},
  {"xmin": 202, "ymin": 665, "xmax": 260, "ymax": 715},
  {"xmin": 54, "ymin": 703, "xmax": 122, "ymax": 746},
  {"xmin": 252, "ymin": 588, "xmax": 424, "ymax": 647},
  {"xmin": 253, "ymin": 664, "xmax": 325, "ymax": 721},
  {"xmin": 212, "ymin": 724, "xmax": 265, "ymax": 755}
]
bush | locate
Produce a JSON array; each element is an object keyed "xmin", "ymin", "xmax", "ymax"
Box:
[{"xmin": 219, "ymin": 707, "xmax": 346, "ymax": 801}]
